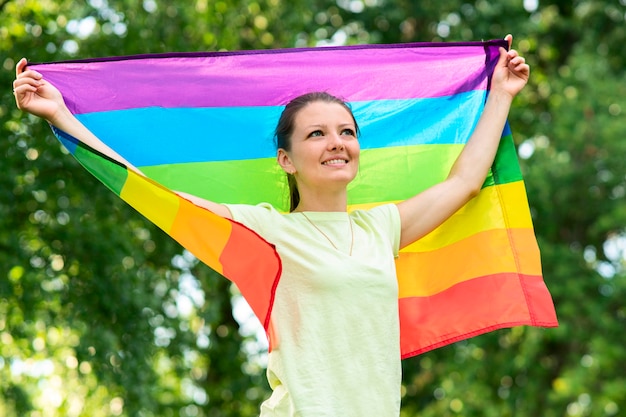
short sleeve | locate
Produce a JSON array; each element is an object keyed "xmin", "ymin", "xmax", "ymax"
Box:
[
  {"xmin": 351, "ymin": 204, "xmax": 401, "ymax": 257},
  {"xmin": 224, "ymin": 202, "xmax": 280, "ymax": 239}
]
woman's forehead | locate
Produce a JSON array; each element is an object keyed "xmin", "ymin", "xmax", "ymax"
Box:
[{"xmin": 294, "ymin": 101, "xmax": 354, "ymax": 126}]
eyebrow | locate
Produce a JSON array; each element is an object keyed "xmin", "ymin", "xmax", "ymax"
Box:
[{"xmin": 304, "ymin": 122, "xmax": 355, "ymax": 129}]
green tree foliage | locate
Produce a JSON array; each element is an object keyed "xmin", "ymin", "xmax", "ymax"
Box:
[{"xmin": 1, "ymin": 0, "xmax": 624, "ymax": 416}]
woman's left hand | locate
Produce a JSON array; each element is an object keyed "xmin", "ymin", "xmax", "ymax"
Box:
[{"xmin": 491, "ymin": 34, "xmax": 530, "ymax": 99}]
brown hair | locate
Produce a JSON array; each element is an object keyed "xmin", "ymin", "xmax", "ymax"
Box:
[{"xmin": 274, "ymin": 92, "xmax": 359, "ymax": 212}]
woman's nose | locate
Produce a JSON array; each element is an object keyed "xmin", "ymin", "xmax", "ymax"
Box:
[{"xmin": 327, "ymin": 133, "xmax": 344, "ymax": 150}]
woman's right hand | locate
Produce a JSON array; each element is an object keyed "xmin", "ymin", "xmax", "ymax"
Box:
[{"xmin": 13, "ymin": 58, "xmax": 66, "ymax": 123}]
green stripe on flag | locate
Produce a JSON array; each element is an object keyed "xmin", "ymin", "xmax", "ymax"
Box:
[{"xmin": 74, "ymin": 145, "xmax": 128, "ymax": 196}]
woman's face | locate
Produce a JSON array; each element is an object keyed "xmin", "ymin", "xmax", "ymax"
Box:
[{"xmin": 278, "ymin": 101, "xmax": 360, "ymax": 192}]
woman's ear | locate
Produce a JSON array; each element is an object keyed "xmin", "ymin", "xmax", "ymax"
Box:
[{"xmin": 277, "ymin": 148, "xmax": 295, "ymax": 174}]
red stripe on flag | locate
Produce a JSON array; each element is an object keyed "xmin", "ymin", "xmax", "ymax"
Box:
[
  {"xmin": 399, "ymin": 273, "xmax": 557, "ymax": 358},
  {"xmin": 220, "ymin": 221, "xmax": 282, "ymax": 339}
]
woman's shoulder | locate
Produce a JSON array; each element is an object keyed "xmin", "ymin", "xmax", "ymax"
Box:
[
  {"xmin": 223, "ymin": 203, "xmax": 286, "ymax": 235},
  {"xmin": 350, "ymin": 203, "xmax": 400, "ymax": 225},
  {"xmin": 351, "ymin": 204, "xmax": 401, "ymax": 254},
  {"xmin": 224, "ymin": 202, "xmax": 281, "ymax": 220}
]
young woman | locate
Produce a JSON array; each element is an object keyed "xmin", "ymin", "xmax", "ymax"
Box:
[{"xmin": 14, "ymin": 35, "xmax": 529, "ymax": 416}]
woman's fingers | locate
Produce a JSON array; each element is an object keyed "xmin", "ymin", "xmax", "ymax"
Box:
[
  {"xmin": 13, "ymin": 83, "xmax": 35, "ymax": 95},
  {"xmin": 13, "ymin": 65, "xmax": 44, "ymax": 97},
  {"xmin": 16, "ymin": 57, "xmax": 27, "ymax": 76},
  {"xmin": 13, "ymin": 75, "xmax": 40, "ymax": 93},
  {"xmin": 504, "ymin": 49, "xmax": 528, "ymax": 77},
  {"xmin": 14, "ymin": 58, "xmax": 42, "ymax": 92},
  {"xmin": 16, "ymin": 68, "xmax": 43, "ymax": 82},
  {"xmin": 509, "ymin": 55, "xmax": 525, "ymax": 67}
]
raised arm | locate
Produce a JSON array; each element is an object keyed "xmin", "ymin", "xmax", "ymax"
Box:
[
  {"xmin": 13, "ymin": 58, "xmax": 232, "ymax": 219},
  {"xmin": 396, "ymin": 35, "xmax": 530, "ymax": 249}
]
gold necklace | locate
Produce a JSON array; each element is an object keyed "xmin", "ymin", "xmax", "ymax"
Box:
[{"xmin": 300, "ymin": 212, "xmax": 354, "ymax": 256}]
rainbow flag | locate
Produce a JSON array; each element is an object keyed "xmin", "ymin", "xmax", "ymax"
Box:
[{"xmin": 32, "ymin": 40, "xmax": 557, "ymax": 358}]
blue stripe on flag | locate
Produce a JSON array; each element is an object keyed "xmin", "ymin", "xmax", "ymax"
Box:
[{"xmin": 77, "ymin": 90, "xmax": 485, "ymax": 166}]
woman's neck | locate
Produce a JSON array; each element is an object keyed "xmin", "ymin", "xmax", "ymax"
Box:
[{"xmin": 293, "ymin": 188, "xmax": 348, "ymax": 212}]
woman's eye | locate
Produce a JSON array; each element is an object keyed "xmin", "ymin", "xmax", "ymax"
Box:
[
  {"xmin": 341, "ymin": 128, "xmax": 356, "ymax": 136},
  {"xmin": 308, "ymin": 130, "xmax": 323, "ymax": 138}
]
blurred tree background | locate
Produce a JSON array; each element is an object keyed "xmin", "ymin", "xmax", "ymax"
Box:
[{"xmin": 1, "ymin": 0, "xmax": 625, "ymax": 416}]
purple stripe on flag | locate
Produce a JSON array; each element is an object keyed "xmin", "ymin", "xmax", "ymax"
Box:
[{"xmin": 32, "ymin": 42, "xmax": 505, "ymax": 114}]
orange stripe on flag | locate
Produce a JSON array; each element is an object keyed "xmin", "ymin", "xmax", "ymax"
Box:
[
  {"xmin": 396, "ymin": 228, "xmax": 542, "ymax": 298},
  {"xmin": 169, "ymin": 198, "xmax": 233, "ymax": 275}
]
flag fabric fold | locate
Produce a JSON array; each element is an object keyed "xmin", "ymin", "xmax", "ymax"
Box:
[{"xmin": 32, "ymin": 40, "xmax": 557, "ymax": 358}]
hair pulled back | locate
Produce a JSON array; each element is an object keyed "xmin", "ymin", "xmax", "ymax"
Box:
[{"xmin": 274, "ymin": 92, "xmax": 359, "ymax": 212}]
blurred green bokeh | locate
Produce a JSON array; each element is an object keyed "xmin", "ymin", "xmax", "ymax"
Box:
[{"xmin": 1, "ymin": 1, "xmax": 625, "ymax": 416}]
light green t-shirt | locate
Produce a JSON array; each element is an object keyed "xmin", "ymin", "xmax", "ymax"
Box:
[{"xmin": 225, "ymin": 203, "xmax": 402, "ymax": 417}]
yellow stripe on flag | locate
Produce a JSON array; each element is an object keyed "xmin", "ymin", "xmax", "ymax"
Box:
[
  {"xmin": 403, "ymin": 181, "xmax": 533, "ymax": 251},
  {"xmin": 120, "ymin": 171, "xmax": 180, "ymax": 231}
]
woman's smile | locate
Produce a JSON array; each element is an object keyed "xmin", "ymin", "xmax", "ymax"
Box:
[{"xmin": 322, "ymin": 158, "xmax": 349, "ymax": 166}]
